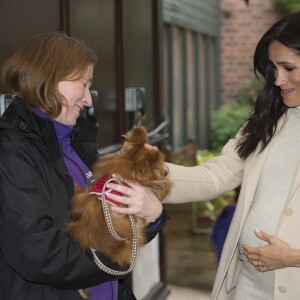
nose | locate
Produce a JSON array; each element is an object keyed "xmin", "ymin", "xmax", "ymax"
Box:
[
  {"xmin": 84, "ymin": 89, "xmax": 93, "ymax": 107},
  {"xmin": 274, "ymin": 70, "xmax": 287, "ymax": 87}
]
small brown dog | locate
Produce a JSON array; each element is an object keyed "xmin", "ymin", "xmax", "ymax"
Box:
[{"xmin": 65, "ymin": 126, "xmax": 171, "ymax": 267}]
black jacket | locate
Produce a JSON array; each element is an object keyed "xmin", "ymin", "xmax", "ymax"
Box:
[{"xmin": 0, "ymin": 98, "xmax": 164, "ymax": 300}]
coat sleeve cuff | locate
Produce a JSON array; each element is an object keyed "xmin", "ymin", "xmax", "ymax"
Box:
[{"xmin": 145, "ymin": 208, "xmax": 169, "ymax": 241}]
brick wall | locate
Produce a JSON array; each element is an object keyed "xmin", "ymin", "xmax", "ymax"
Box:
[{"xmin": 220, "ymin": 0, "xmax": 281, "ymax": 102}]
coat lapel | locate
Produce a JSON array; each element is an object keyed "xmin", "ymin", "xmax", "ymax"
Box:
[
  {"xmin": 286, "ymin": 157, "xmax": 300, "ymax": 202},
  {"xmin": 285, "ymin": 107, "xmax": 300, "ymax": 201}
]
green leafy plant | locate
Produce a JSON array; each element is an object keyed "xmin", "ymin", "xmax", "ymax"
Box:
[
  {"xmin": 193, "ymin": 150, "xmax": 236, "ymax": 229},
  {"xmin": 209, "ymin": 75, "xmax": 262, "ymax": 152},
  {"xmin": 209, "ymin": 102, "xmax": 251, "ymax": 153},
  {"xmin": 273, "ymin": 0, "xmax": 300, "ymax": 15}
]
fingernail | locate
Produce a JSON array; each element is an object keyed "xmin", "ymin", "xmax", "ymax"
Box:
[{"xmin": 255, "ymin": 228, "xmax": 261, "ymax": 234}]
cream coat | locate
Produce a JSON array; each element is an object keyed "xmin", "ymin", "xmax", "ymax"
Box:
[{"xmin": 164, "ymin": 109, "xmax": 300, "ymax": 300}]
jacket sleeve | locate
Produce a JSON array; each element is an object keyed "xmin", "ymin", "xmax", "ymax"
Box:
[
  {"xmin": 145, "ymin": 208, "xmax": 169, "ymax": 242},
  {"xmin": 0, "ymin": 136, "xmax": 122, "ymax": 290},
  {"xmin": 164, "ymin": 136, "xmax": 244, "ymax": 204}
]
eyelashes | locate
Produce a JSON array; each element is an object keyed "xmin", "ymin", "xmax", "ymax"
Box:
[
  {"xmin": 80, "ymin": 79, "xmax": 92, "ymax": 89},
  {"xmin": 284, "ymin": 66, "xmax": 295, "ymax": 72},
  {"xmin": 269, "ymin": 63, "xmax": 295, "ymax": 73}
]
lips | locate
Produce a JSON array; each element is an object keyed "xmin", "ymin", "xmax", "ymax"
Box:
[
  {"xmin": 281, "ymin": 88, "xmax": 294, "ymax": 95},
  {"xmin": 75, "ymin": 105, "xmax": 82, "ymax": 112},
  {"xmin": 74, "ymin": 105, "xmax": 83, "ymax": 117}
]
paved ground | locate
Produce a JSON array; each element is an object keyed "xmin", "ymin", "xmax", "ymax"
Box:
[
  {"xmin": 162, "ymin": 203, "xmax": 216, "ymax": 300},
  {"xmin": 163, "ymin": 203, "xmax": 218, "ymax": 290},
  {"xmin": 167, "ymin": 285, "xmax": 211, "ymax": 300}
]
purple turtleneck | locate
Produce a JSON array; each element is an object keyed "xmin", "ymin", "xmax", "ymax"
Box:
[
  {"xmin": 52, "ymin": 119, "xmax": 92, "ymax": 189},
  {"xmin": 30, "ymin": 107, "xmax": 118, "ymax": 300}
]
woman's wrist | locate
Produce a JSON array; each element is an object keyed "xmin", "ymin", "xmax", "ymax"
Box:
[
  {"xmin": 145, "ymin": 204, "xmax": 163, "ymax": 225},
  {"xmin": 289, "ymin": 248, "xmax": 300, "ymax": 267}
]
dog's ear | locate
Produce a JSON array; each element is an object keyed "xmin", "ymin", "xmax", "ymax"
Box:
[
  {"xmin": 120, "ymin": 126, "xmax": 148, "ymax": 158},
  {"xmin": 123, "ymin": 126, "xmax": 148, "ymax": 144}
]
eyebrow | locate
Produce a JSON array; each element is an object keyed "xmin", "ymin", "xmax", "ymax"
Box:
[
  {"xmin": 269, "ymin": 58, "xmax": 296, "ymax": 66},
  {"xmin": 276, "ymin": 61, "xmax": 295, "ymax": 65}
]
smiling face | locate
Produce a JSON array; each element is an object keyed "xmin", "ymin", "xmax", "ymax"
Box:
[
  {"xmin": 55, "ymin": 64, "xmax": 94, "ymax": 126},
  {"xmin": 269, "ymin": 40, "xmax": 300, "ymax": 107}
]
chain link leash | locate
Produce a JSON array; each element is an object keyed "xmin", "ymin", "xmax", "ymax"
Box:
[{"xmin": 89, "ymin": 178, "xmax": 138, "ymax": 275}]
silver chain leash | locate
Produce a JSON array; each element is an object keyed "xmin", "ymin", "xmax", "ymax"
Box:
[{"xmin": 89, "ymin": 177, "xmax": 139, "ymax": 275}]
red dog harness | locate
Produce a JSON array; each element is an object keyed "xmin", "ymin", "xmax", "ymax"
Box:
[{"xmin": 90, "ymin": 176, "xmax": 129, "ymax": 206}]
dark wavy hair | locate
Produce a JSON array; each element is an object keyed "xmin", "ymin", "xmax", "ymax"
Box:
[
  {"xmin": 236, "ymin": 11, "xmax": 300, "ymax": 159},
  {"xmin": 1, "ymin": 32, "xmax": 97, "ymax": 118}
]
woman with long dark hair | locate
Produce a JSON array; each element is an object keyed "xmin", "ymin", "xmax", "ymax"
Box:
[{"xmin": 109, "ymin": 11, "xmax": 300, "ymax": 299}]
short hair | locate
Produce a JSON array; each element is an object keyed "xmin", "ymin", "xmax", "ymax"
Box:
[{"xmin": 1, "ymin": 32, "xmax": 97, "ymax": 117}]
